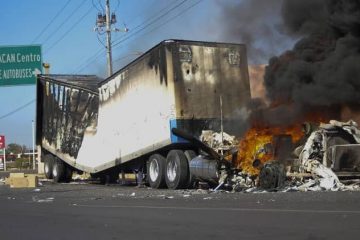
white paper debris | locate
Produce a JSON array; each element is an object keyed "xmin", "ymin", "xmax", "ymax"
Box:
[
  {"xmin": 200, "ymin": 130, "xmax": 238, "ymax": 151},
  {"xmin": 32, "ymin": 196, "xmax": 54, "ymax": 203}
]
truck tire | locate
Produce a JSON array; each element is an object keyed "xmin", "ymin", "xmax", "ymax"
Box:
[
  {"xmin": 165, "ymin": 150, "xmax": 189, "ymax": 189},
  {"xmin": 44, "ymin": 154, "xmax": 54, "ymax": 179},
  {"xmin": 52, "ymin": 158, "xmax": 66, "ymax": 183},
  {"xmin": 64, "ymin": 165, "xmax": 73, "ymax": 183},
  {"xmin": 147, "ymin": 154, "xmax": 166, "ymax": 189},
  {"xmin": 184, "ymin": 150, "xmax": 196, "ymax": 188}
]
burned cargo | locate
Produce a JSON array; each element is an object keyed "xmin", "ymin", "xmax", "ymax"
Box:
[
  {"xmin": 36, "ymin": 40, "xmax": 251, "ymax": 188},
  {"xmin": 228, "ymin": 120, "xmax": 360, "ymax": 192}
]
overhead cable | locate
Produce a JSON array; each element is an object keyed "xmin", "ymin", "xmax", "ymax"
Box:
[
  {"xmin": 44, "ymin": 6, "xmax": 94, "ymax": 54},
  {"xmin": 32, "ymin": 0, "xmax": 72, "ymax": 43},
  {"xmin": 41, "ymin": 0, "xmax": 87, "ymax": 46},
  {"xmin": 0, "ymin": 99, "xmax": 35, "ymax": 120}
]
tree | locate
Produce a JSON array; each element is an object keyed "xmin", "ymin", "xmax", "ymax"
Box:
[{"xmin": 6, "ymin": 143, "xmax": 23, "ymax": 154}]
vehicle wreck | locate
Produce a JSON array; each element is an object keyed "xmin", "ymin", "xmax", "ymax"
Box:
[
  {"xmin": 35, "ymin": 39, "xmax": 360, "ymax": 194},
  {"xmin": 192, "ymin": 120, "xmax": 360, "ymax": 193}
]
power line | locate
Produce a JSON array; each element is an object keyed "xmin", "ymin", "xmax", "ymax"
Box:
[
  {"xmin": 41, "ymin": 0, "xmax": 87, "ymax": 46},
  {"xmin": 112, "ymin": 0, "xmax": 204, "ymax": 63},
  {"xmin": 32, "ymin": 0, "xmax": 72, "ymax": 43},
  {"xmin": 0, "ymin": 99, "xmax": 35, "ymax": 120},
  {"xmin": 112, "ymin": 0, "xmax": 203, "ymax": 52},
  {"xmin": 97, "ymin": 0, "xmax": 105, "ymax": 13},
  {"xmin": 111, "ymin": 0, "xmax": 178, "ymax": 43},
  {"xmin": 112, "ymin": 0, "xmax": 189, "ymax": 48},
  {"xmin": 44, "ymin": 6, "xmax": 94, "ymax": 54},
  {"xmin": 74, "ymin": 0, "xmax": 189, "ymax": 73},
  {"xmin": 75, "ymin": 48, "xmax": 105, "ymax": 74},
  {"xmin": 92, "ymin": 0, "xmax": 103, "ymax": 12}
]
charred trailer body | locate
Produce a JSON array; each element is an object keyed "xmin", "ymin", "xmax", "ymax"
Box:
[
  {"xmin": 36, "ymin": 40, "xmax": 251, "ymax": 188},
  {"xmin": 36, "ymin": 75, "xmax": 101, "ymax": 182}
]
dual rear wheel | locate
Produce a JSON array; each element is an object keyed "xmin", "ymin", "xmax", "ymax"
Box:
[
  {"xmin": 147, "ymin": 150, "xmax": 195, "ymax": 189},
  {"xmin": 43, "ymin": 154, "xmax": 73, "ymax": 183}
]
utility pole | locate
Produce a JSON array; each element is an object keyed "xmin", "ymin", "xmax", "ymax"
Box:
[
  {"xmin": 94, "ymin": 0, "xmax": 128, "ymax": 77},
  {"xmin": 105, "ymin": 0, "xmax": 113, "ymax": 76}
]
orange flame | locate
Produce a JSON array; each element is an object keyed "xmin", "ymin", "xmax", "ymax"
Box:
[{"xmin": 235, "ymin": 125, "xmax": 304, "ymax": 175}]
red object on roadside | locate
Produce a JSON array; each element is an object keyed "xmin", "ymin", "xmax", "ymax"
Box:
[{"xmin": 0, "ymin": 135, "xmax": 5, "ymax": 149}]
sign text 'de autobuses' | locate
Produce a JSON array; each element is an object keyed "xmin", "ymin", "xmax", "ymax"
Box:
[{"xmin": 0, "ymin": 45, "xmax": 42, "ymax": 86}]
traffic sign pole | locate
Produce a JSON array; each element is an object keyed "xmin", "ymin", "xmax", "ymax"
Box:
[{"xmin": 3, "ymin": 148, "xmax": 6, "ymax": 171}]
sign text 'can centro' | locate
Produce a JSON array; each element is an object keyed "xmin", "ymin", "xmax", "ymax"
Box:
[{"xmin": 0, "ymin": 45, "xmax": 42, "ymax": 86}]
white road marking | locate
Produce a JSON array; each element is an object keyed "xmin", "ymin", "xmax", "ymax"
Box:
[{"xmin": 72, "ymin": 204, "xmax": 360, "ymax": 214}]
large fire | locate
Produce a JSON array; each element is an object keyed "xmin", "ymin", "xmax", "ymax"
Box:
[{"xmin": 235, "ymin": 125, "xmax": 304, "ymax": 175}]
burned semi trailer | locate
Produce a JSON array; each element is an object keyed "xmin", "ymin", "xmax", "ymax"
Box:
[{"xmin": 36, "ymin": 40, "xmax": 251, "ymax": 188}]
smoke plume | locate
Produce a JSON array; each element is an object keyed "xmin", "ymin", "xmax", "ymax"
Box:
[
  {"xmin": 221, "ymin": 0, "xmax": 360, "ymax": 127},
  {"xmin": 217, "ymin": 0, "xmax": 294, "ymax": 64},
  {"xmin": 265, "ymin": 0, "xmax": 360, "ymax": 110}
]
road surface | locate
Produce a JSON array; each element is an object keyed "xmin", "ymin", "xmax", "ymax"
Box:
[{"xmin": 0, "ymin": 180, "xmax": 359, "ymax": 240}]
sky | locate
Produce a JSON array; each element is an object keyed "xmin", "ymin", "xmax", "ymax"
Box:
[{"xmin": 0, "ymin": 0, "xmax": 291, "ymax": 148}]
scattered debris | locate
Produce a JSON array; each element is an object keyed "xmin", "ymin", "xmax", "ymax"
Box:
[
  {"xmin": 130, "ymin": 192, "xmax": 136, "ymax": 197},
  {"xmin": 209, "ymin": 120, "xmax": 360, "ymax": 193},
  {"xmin": 67, "ymin": 181, "xmax": 88, "ymax": 185},
  {"xmin": 33, "ymin": 188, "xmax": 41, "ymax": 192},
  {"xmin": 5, "ymin": 173, "xmax": 39, "ymax": 188},
  {"xmin": 200, "ymin": 130, "xmax": 238, "ymax": 152},
  {"xmin": 73, "ymin": 174, "xmax": 89, "ymax": 181},
  {"xmin": 91, "ymin": 197, "xmax": 103, "ymax": 200},
  {"xmin": 32, "ymin": 196, "xmax": 54, "ymax": 203}
]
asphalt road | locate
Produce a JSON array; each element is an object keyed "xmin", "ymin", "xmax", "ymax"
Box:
[{"xmin": 0, "ymin": 180, "xmax": 360, "ymax": 240}]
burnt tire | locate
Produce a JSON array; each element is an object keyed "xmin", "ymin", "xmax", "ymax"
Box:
[
  {"xmin": 165, "ymin": 150, "xmax": 189, "ymax": 190},
  {"xmin": 52, "ymin": 158, "xmax": 65, "ymax": 183},
  {"xmin": 184, "ymin": 150, "xmax": 196, "ymax": 188},
  {"xmin": 44, "ymin": 154, "xmax": 54, "ymax": 179},
  {"xmin": 147, "ymin": 154, "xmax": 166, "ymax": 189}
]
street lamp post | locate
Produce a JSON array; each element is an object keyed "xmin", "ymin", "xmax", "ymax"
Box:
[{"xmin": 32, "ymin": 120, "xmax": 35, "ymax": 170}]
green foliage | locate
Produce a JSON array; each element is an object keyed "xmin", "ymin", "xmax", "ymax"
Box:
[
  {"xmin": 6, "ymin": 143, "xmax": 24, "ymax": 154},
  {"xmin": 15, "ymin": 158, "xmax": 30, "ymax": 169}
]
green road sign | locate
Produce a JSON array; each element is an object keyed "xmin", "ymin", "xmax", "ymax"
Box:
[{"xmin": 0, "ymin": 45, "xmax": 42, "ymax": 86}]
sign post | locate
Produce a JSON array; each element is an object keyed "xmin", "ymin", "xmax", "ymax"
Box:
[
  {"xmin": 0, "ymin": 135, "xmax": 6, "ymax": 171},
  {"xmin": 0, "ymin": 45, "xmax": 42, "ymax": 86}
]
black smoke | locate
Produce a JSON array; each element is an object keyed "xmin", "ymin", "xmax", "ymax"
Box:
[
  {"xmin": 265, "ymin": 0, "xmax": 360, "ymax": 110},
  {"xmin": 217, "ymin": 0, "xmax": 294, "ymax": 64},
  {"xmin": 219, "ymin": 0, "xmax": 360, "ymax": 127}
]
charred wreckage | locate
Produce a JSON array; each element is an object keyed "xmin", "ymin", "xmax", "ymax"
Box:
[{"xmin": 189, "ymin": 120, "xmax": 360, "ymax": 193}]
